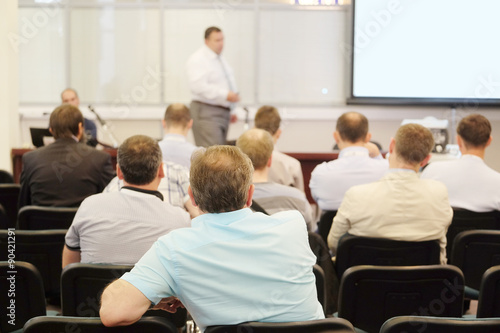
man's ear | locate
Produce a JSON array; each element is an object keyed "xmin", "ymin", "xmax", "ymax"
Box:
[
  {"xmin": 187, "ymin": 119, "xmax": 194, "ymax": 130},
  {"xmin": 267, "ymin": 155, "xmax": 272, "ymax": 168},
  {"xmin": 420, "ymin": 154, "xmax": 432, "ymax": 168},
  {"xmin": 245, "ymin": 184, "xmax": 255, "ymax": 208},
  {"xmin": 117, "ymin": 165, "xmax": 124, "ymax": 180},
  {"xmin": 333, "ymin": 131, "xmax": 340, "ymax": 143},
  {"xmin": 77, "ymin": 122, "xmax": 84, "ymax": 140},
  {"xmin": 188, "ymin": 186, "xmax": 198, "ymax": 207},
  {"xmin": 49, "ymin": 127, "xmax": 54, "ymax": 136},
  {"xmin": 158, "ymin": 163, "xmax": 165, "ymax": 179},
  {"xmin": 486, "ymin": 136, "xmax": 492, "ymax": 148},
  {"xmin": 365, "ymin": 132, "xmax": 372, "ymax": 143},
  {"xmin": 388, "ymin": 138, "xmax": 396, "ymax": 154},
  {"xmin": 161, "ymin": 120, "xmax": 167, "ymax": 129}
]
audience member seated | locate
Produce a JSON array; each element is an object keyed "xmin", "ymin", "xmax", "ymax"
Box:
[
  {"xmin": 19, "ymin": 104, "xmax": 115, "ymax": 209},
  {"xmin": 421, "ymin": 114, "xmax": 500, "ymax": 212},
  {"xmin": 62, "ymin": 135, "xmax": 191, "ymax": 267},
  {"xmin": 237, "ymin": 128, "xmax": 314, "ymax": 230},
  {"xmin": 310, "ymin": 112, "xmax": 388, "ymax": 211},
  {"xmin": 328, "ymin": 124, "xmax": 453, "ymax": 264},
  {"xmin": 100, "ymin": 145, "xmax": 324, "ymax": 331},
  {"xmin": 254, "ymin": 105, "xmax": 304, "ymax": 191},
  {"xmin": 61, "ymin": 88, "xmax": 98, "ymax": 144},
  {"xmin": 158, "ymin": 103, "xmax": 199, "ymax": 169},
  {"xmin": 103, "ymin": 161, "xmax": 199, "ymax": 217}
]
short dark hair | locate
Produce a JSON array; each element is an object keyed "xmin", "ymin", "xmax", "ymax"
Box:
[
  {"xmin": 205, "ymin": 26, "xmax": 222, "ymax": 40},
  {"xmin": 457, "ymin": 114, "xmax": 491, "ymax": 148},
  {"xmin": 254, "ymin": 106, "xmax": 281, "ymax": 135},
  {"xmin": 394, "ymin": 124, "xmax": 434, "ymax": 165},
  {"xmin": 49, "ymin": 104, "xmax": 84, "ymax": 140},
  {"xmin": 190, "ymin": 145, "xmax": 253, "ymax": 213},
  {"xmin": 336, "ymin": 112, "xmax": 369, "ymax": 143},
  {"xmin": 117, "ymin": 135, "xmax": 162, "ymax": 185},
  {"xmin": 164, "ymin": 103, "xmax": 191, "ymax": 128}
]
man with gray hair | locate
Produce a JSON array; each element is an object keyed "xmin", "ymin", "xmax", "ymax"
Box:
[
  {"xmin": 100, "ymin": 145, "xmax": 324, "ymax": 331},
  {"xmin": 62, "ymin": 135, "xmax": 191, "ymax": 267},
  {"xmin": 328, "ymin": 124, "xmax": 453, "ymax": 264},
  {"xmin": 236, "ymin": 128, "xmax": 314, "ymax": 230}
]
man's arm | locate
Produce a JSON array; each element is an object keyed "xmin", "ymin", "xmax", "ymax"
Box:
[
  {"xmin": 327, "ymin": 194, "xmax": 352, "ymax": 254},
  {"xmin": 184, "ymin": 198, "xmax": 200, "ymax": 219},
  {"xmin": 62, "ymin": 245, "xmax": 81, "ymax": 268},
  {"xmin": 100, "ymin": 279, "xmax": 151, "ymax": 327}
]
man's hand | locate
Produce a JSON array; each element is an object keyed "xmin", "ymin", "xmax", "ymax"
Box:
[
  {"xmin": 364, "ymin": 142, "xmax": 381, "ymax": 158},
  {"xmin": 230, "ymin": 114, "xmax": 238, "ymax": 123},
  {"xmin": 152, "ymin": 296, "xmax": 185, "ymax": 313},
  {"xmin": 227, "ymin": 91, "xmax": 240, "ymax": 103}
]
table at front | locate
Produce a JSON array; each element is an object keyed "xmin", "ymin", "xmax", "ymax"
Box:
[{"xmin": 11, "ymin": 148, "xmax": 338, "ymax": 204}]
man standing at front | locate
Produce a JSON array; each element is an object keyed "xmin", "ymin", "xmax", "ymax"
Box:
[
  {"xmin": 100, "ymin": 146, "xmax": 324, "ymax": 330},
  {"xmin": 186, "ymin": 27, "xmax": 239, "ymax": 147}
]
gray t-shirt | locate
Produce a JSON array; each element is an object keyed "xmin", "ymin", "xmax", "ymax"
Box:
[{"xmin": 65, "ymin": 188, "xmax": 191, "ymax": 265}]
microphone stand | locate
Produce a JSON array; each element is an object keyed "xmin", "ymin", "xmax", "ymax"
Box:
[
  {"xmin": 243, "ymin": 107, "xmax": 250, "ymax": 131},
  {"xmin": 88, "ymin": 105, "xmax": 120, "ymax": 148}
]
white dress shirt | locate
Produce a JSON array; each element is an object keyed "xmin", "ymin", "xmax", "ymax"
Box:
[
  {"xmin": 421, "ymin": 154, "xmax": 500, "ymax": 212},
  {"xmin": 309, "ymin": 146, "xmax": 389, "ymax": 210},
  {"xmin": 186, "ymin": 44, "xmax": 237, "ymax": 108}
]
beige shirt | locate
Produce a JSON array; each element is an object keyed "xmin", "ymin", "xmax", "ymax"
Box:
[
  {"xmin": 328, "ymin": 170, "xmax": 453, "ymax": 264},
  {"xmin": 269, "ymin": 150, "xmax": 304, "ymax": 192}
]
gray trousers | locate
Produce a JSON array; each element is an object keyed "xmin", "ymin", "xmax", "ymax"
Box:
[{"xmin": 190, "ymin": 101, "xmax": 230, "ymax": 147}]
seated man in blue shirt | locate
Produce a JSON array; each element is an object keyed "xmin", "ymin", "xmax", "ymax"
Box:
[{"xmin": 100, "ymin": 145, "xmax": 324, "ymax": 331}]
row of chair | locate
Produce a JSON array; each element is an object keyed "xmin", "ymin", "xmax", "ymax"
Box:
[
  {"xmin": 1, "ymin": 228, "xmax": 499, "ymax": 315},
  {"xmin": 4, "ymin": 261, "xmax": 500, "ymax": 333},
  {"xmin": 19, "ymin": 315, "xmax": 500, "ymax": 333},
  {"xmin": 317, "ymin": 209, "xmax": 500, "ymax": 261}
]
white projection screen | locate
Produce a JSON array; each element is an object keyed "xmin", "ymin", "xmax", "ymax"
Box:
[{"xmin": 348, "ymin": 0, "xmax": 500, "ymax": 106}]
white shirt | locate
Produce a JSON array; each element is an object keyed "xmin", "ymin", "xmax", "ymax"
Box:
[
  {"xmin": 186, "ymin": 44, "xmax": 237, "ymax": 108},
  {"xmin": 158, "ymin": 134, "xmax": 199, "ymax": 169},
  {"xmin": 309, "ymin": 146, "xmax": 389, "ymax": 210},
  {"xmin": 421, "ymin": 154, "xmax": 500, "ymax": 212}
]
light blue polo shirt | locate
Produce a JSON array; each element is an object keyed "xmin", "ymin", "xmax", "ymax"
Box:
[{"xmin": 121, "ymin": 208, "xmax": 324, "ymax": 331}]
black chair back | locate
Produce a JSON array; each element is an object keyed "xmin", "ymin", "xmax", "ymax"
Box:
[
  {"xmin": 477, "ymin": 265, "xmax": 500, "ymax": 318},
  {"xmin": 338, "ymin": 265, "xmax": 464, "ymax": 333},
  {"xmin": 61, "ymin": 263, "xmax": 187, "ymax": 328},
  {"xmin": 17, "ymin": 205, "xmax": 78, "ymax": 230},
  {"xmin": 380, "ymin": 315, "xmax": 500, "ymax": 333},
  {"xmin": 313, "ymin": 264, "xmax": 326, "ymax": 314},
  {"xmin": 317, "ymin": 210, "xmax": 337, "ymax": 245},
  {"xmin": 205, "ymin": 318, "xmax": 355, "ymax": 333},
  {"xmin": 450, "ymin": 230, "xmax": 500, "ymax": 291},
  {"xmin": 0, "ymin": 229, "xmax": 66, "ymax": 298},
  {"xmin": 0, "ymin": 261, "xmax": 46, "ymax": 333},
  {"xmin": 308, "ymin": 232, "xmax": 339, "ymax": 315},
  {"xmin": 23, "ymin": 316, "xmax": 177, "ymax": 333},
  {"xmin": 0, "ymin": 184, "xmax": 20, "ymax": 229},
  {"xmin": 446, "ymin": 209, "xmax": 500, "ymax": 261},
  {"xmin": 0, "ymin": 170, "xmax": 14, "ymax": 183},
  {"xmin": 335, "ymin": 234, "xmax": 441, "ymax": 279}
]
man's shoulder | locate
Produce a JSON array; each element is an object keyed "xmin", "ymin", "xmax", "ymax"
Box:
[{"xmin": 272, "ymin": 151, "xmax": 301, "ymax": 169}]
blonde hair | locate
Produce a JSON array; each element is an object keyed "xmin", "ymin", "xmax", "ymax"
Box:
[
  {"xmin": 395, "ymin": 124, "xmax": 434, "ymax": 165},
  {"xmin": 236, "ymin": 129, "xmax": 274, "ymax": 170},
  {"xmin": 254, "ymin": 106, "xmax": 281, "ymax": 135}
]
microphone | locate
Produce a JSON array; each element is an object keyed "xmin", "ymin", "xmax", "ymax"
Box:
[
  {"xmin": 88, "ymin": 105, "xmax": 107, "ymax": 126},
  {"xmin": 87, "ymin": 105, "xmax": 119, "ymax": 148},
  {"xmin": 243, "ymin": 107, "xmax": 250, "ymax": 131}
]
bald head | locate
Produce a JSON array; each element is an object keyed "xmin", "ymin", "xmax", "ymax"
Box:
[
  {"xmin": 61, "ymin": 88, "xmax": 80, "ymax": 108},
  {"xmin": 164, "ymin": 103, "xmax": 192, "ymax": 129},
  {"xmin": 236, "ymin": 128, "xmax": 274, "ymax": 170},
  {"xmin": 336, "ymin": 112, "xmax": 369, "ymax": 143}
]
